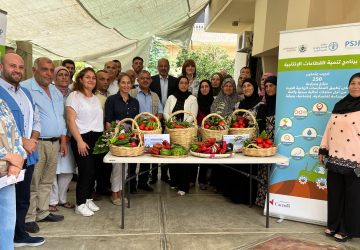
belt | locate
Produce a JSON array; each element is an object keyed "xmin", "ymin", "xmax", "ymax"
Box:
[{"xmin": 38, "ymin": 137, "xmax": 60, "ymax": 142}]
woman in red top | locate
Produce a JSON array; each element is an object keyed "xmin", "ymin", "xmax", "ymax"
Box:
[{"xmin": 189, "ymin": 80, "xmax": 214, "ymax": 190}]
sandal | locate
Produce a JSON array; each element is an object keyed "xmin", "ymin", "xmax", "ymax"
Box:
[
  {"xmin": 176, "ymin": 190, "xmax": 186, "ymax": 196},
  {"xmin": 325, "ymin": 229, "xmax": 336, "ymax": 237},
  {"xmin": 49, "ymin": 205, "xmax": 59, "ymax": 212},
  {"xmin": 200, "ymin": 184, "xmax": 207, "ymax": 190},
  {"xmin": 58, "ymin": 202, "xmax": 75, "ymax": 209},
  {"xmin": 169, "ymin": 186, "xmax": 177, "ymax": 190},
  {"xmin": 334, "ymin": 232, "xmax": 351, "ymax": 242}
]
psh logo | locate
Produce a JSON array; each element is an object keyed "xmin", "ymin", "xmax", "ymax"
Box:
[
  {"xmin": 0, "ymin": 29, "xmax": 3, "ymax": 35},
  {"xmin": 345, "ymin": 40, "xmax": 360, "ymax": 48}
]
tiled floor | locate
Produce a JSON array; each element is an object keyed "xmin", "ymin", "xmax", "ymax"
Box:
[{"xmin": 21, "ymin": 179, "xmax": 360, "ymax": 250}]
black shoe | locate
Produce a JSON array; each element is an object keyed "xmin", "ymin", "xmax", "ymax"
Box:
[
  {"xmin": 37, "ymin": 213, "xmax": 64, "ymax": 223},
  {"xmin": 72, "ymin": 173, "xmax": 79, "ymax": 182},
  {"xmin": 161, "ymin": 177, "xmax": 170, "ymax": 184},
  {"xmin": 25, "ymin": 222, "xmax": 40, "ymax": 233},
  {"xmin": 130, "ymin": 187, "xmax": 137, "ymax": 194},
  {"xmin": 14, "ymin": 236, "xmax": 45, "ymax": 247},
  {"xmin": 138, "ymin": 184, "xmax": 154, "ymax": 192}
]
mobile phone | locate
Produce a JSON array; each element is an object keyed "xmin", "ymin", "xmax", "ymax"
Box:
[{"xmin": 354, "ymin": 167, "xmax": 360, "ymax": 177}]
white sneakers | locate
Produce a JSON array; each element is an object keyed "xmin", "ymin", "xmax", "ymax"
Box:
[{"xmin": 75, "ymin": 199, "xmax": 100, "ymax": 217}]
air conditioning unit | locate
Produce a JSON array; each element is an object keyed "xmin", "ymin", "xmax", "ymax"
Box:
[{"xmin": 237, "ymin": 31, "xmax": 253, "ymax": 53}]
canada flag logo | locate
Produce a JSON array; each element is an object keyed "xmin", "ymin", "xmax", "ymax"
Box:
[{"xmin": 270, "ymin": 199, "xmax": 274, "ymax": 205}]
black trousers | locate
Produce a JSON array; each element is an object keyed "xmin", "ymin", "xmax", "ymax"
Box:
[
  {"xmin": 210, "ymin": 164, "xmax": 226, "ymax": 192},
  {"xmin": 189, "ymin": 164, "xmax": 208, "ymax": 185},
  {"xmin": 14, "ymin": 161, "xmax": 34, "ymax": 241},
  {"xmin": 327, "ymin": 170, "xmax": 360, "ymax": 237},
  {"xmin": 71, "ymin": 131, "xmax": 102, "ymax": 205},
  {"xmin": 93, "ymin": 152, "xmax": 112, "ymax": 192},
  {"xmin": 169, "ymin": 164, "xmax": 194, "ymax": 192},
  {"xmin": 151, "ymin": 164, "xmax": 169, "ymax": 180},
  {"xmin": 129, "ymin": 163, "xmax": 150, "ymax": 188}
]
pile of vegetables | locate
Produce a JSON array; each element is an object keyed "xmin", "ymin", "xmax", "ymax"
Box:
[
  {"xmin": 93, "ymin": 121, "xmax": 139, "ymax": 154},
  {"xmin": 242, "ymin": 131, "xmax": 276, "ymax": 149},
  {"xmin": 137, "ymin": 115, "xmax": 158, "ymax": 131},
  {"xmin": 203, "ymin": 116, "xmax": 228, "ymax": 130},
  {"xmin": 190, "ymin": 138, "xmax": 234, "ymax": 154},
  {"xmin": 229, "ymin": 115, "xmax": 252, "ymax": 128},
  {"xmin": 164, "ymin": 119, "xmax": 195, "ymax": 129},
  {"xmin": 147, "ymin": 140, "xmax": 187, "ymax": 156}
]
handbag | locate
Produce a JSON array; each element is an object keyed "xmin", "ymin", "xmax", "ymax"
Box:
[{"xmin": 0, "ymin": 119, "xmax": 15, "ymax": 176}]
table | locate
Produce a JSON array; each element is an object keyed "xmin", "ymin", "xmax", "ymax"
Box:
[{"xmin": 103, "ymin": 153, "xmax": 289, "ymax": 229}]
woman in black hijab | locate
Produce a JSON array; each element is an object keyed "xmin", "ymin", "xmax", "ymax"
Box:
[
  {"xmin": 256, "ymin": 76, "xmax": 277, "ymax": 207},
  {"xmin": 319, "ymin": 73, "xmax": 360, "ymax": 242},
  {"xmin": 189, "ymin": 80, "xmax": 214, "ymax": 190},
  {"xmin": 163, "ymin": 76, "xmax": 198, "ymax": 196},
  {"xmin": 223, "ymin": 78, "xmax": 266, "ymax": 204}
]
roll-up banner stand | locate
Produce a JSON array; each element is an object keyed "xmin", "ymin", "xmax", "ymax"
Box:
[
  {"xmin": 0, "ymin": 10, "xmax": 7, "ymax": 59},
  {"xmin": 266, "ymin": 23, "xmax": 360, "ymax": 225}
]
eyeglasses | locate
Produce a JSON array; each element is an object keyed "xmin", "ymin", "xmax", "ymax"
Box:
[{"xmin": 140, "ymin": 77, "xmax": 151, "ymax": 80}]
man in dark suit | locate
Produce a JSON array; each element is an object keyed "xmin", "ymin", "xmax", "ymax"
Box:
[{"xmin": 149, "ymin": 58, "xmax": 178, "ymax": 184}]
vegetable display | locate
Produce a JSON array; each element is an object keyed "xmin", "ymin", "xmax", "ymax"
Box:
[
  {"xmin": 164, "ymin": 119, "xmax": 195, "ymax": 129},
  {"xmin": 137, "ymin": 115, "xmax": 158, "ymax": 131},
  {"xmin": 203, "ymin": 116, "xmax": 228, "ymax": 131},
  {"xmin": 242, "ymin": 130, "xmax": 276, "ymax": 148},
  {"xmin": 190, "ymin": 138, "xmax": 234, "ymax": 154},
  {"xmin": 147, "ymin": 140, "xmax": 188, "ymax": 156}
]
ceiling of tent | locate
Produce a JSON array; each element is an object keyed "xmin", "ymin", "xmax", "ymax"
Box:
[{"xmin": 2, "ymin": 0, "xmax": 209, "ymax": 69}]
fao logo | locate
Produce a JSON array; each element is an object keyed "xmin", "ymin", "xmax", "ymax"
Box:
[
  {"xmin": 328, "ymin": 42, "xmax": 338, "ymax": 51},
  {"xmin": 298, "ymin": 44, "xmax": 307, "ymax": 53}
]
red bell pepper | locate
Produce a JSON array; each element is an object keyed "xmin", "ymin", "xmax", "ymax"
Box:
[
  {"xmin": 195, "ymin": 148, "xmax": 202, "ymax": 153},
  {"xmin": 222, "ymin": 141, "xmax": 227, "ymax": 150}
]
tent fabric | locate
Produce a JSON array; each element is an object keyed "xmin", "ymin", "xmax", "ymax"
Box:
[{"xmin": 3, "ymin": 0, "xmax": 209, "ymax": 69}]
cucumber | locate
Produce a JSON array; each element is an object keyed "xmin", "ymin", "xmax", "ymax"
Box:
[{"xmin": 113, "ymin": 139, "xmax": 129, "ymax": 146}]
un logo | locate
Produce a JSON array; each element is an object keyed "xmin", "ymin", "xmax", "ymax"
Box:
[{"xmin": 329, "ymin": 42, "xmax": 338, "ymax": 51}]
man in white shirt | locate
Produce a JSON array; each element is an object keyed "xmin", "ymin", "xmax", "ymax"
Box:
[
  {"xmin": 104, "ymin": 61, "xmax": 119, "ymax": 95},
  {"xmin": 132, "ymin": 56, "xmax": 144, "ymax": 88}
]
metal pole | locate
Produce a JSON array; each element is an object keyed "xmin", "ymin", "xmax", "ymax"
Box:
[
  {"xmin": 266, "ymin": 164, "xmax": 270, "ymax": 228},
  {"xmin": 127, "ymin": 164, "xmax": 130, "ymax": 208},
  {"xmin": 249, "ymin": 164, "xmax": 252, "ymax": 208},
  {"xmin": 121, "ymin": 163, "xmax": 125, "ymax": 229}
]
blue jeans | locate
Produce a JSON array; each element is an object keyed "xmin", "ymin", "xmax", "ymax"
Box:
[{"xmin": 0, "ymin": 184, "xmax": 16, "ymax": 250}]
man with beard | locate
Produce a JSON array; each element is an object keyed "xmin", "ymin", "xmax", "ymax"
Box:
[
  {"xmin": 104, "ymin": 61, "xmax": 119, "ymax": 95},
  {"xmin": 132, "ymin": 56, "xmax": 144, "ymax": 88},
  {"xmin": 21, "ymin": 57, "xmax": 68, "ymax": 232},
  {"xmin": 62, "ymin": 59, "xmax": 76, "ymax": 90},
  {"xmin": 0, "ymin": 53, "xmax": 45, "ymax": 247},
  {"xmin": 149, "ymin": 58, "xmax": 178, "ymax": 184}
]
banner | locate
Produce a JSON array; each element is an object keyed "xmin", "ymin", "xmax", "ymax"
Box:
[
  {"xmin": 267, "ymin": 23, "xmax": 360, "ymax": 225},
  {"xmin": 0, "ymin": 10, "xmax": 7, "ymax": 59}
]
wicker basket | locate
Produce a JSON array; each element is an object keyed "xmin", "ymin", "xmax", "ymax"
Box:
[
  {"xmin": 133, "ymin": 112, "xmax": 162, "ymax": 135},
  {"xmin": 242, "ymin": 144, "xmax": 278, "ymax": 157},
  {"xmin": 151, "ymin": 154, "xmax": 188, "ymax": 158},
  {"xmin": 109, "ymin": 118, "xmax": 145, "ymax": 157},
  {"xmin": 189, "ymin": 150, "xmax": 235, "ymax": 158},
  {"xmin": 228, "ymin": 109, "xmax": 257, "ymax": 138},
  {"xmin": 200, "ymin": 113, "xmax": 228, "ymax": 141},
  {"xmin": 166, "ymin": 110, "xmax": 198, "ymax": 151}
]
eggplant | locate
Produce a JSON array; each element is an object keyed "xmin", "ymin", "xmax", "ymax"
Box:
[
  {"xmin": 216, "ymin": 140, "xmax": 223, "ymax": 145},
  {"xmin": 226, "ymin": 143, "xmax": 233, "ymax": 152}
]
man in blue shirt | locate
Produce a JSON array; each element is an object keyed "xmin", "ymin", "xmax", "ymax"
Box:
[
  {"xmin": 21, "ymin": 57, "xmax": 68, "ymax": 229},
  {"xmin": 0, "ymin": 53, "xmax": 45, "ymax": 247},
  {"xmin": 129, "ymin": 70, "xmax": 163, "ymax": 193}
]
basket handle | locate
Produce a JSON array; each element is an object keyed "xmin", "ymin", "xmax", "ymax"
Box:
[
  {"xmin": 167, "ymin": 110, "xmax": 198, "ymax": 125},
  {"xmin": 227, "ymin": 109, "xmax": 257, "ymax": 126},
  {"xmin": 113, "ymin": 118, "xmax": 143, "ymax": 147},
  {"xmin": 201, "ymin": 113, "xmax": 226, "ymax": 129},
  {"xmin": 133, "ymin": 112, "xmax": 161, "ymax": 130},
  {"xmin": 245, "ymin": 144, "xmax": 261, "ymax": 149}
]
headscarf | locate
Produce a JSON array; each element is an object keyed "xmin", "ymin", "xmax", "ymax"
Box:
[
  {"xmin": 211, "ymin": 73, "xmax": 223, "ymax": 96},
  {"xmin": 264, "ymin": 76, "xmax": 277, "ymax": 116},
  {"xmin": 332, "ymin": 72, "xmax": 360, "ymax": 114},
  {"xmin": 259, "ymin": 73, "xmax": 274, "ymax": 102},
  {"xmin": 238, "ymin": 78, "xmax": 262, "ymax": 110},
  {"xmin": 172, "ymin": 76, "xmax": 192, "ymax": 102},
  {"xmin": 54, "ymin": 66, "xmax": 70, "ymax": 97},
  {"xmin": 197, "ymin": 80, "xmax": 214, "ymax": 115},
  {"xmin": 210, "ymin": 78, "xmax": 240, "ymax": 117}
]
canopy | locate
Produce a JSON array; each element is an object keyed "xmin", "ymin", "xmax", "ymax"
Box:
[{"xmin": 3, "ymin": 0, "xmax": 209, "ymax": 69}]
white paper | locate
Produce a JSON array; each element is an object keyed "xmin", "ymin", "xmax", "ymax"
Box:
[
  {"xmin": 144, "ymin": 134, "xmax": 170, "ymax": 148},
  {"xmin": 0, "ymin": 169, "xmax": 25, "ymax": 189},
  {"xmin": 223, "ymin": 134, "xmax": 249, "ymax": 153}
]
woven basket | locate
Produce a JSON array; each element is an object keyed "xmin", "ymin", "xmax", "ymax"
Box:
[
  {"xmin": 189, "ymin": 150, "xmax": 235, "ymax": 158},
  {"xmin": 228, "ymin": 109, "xmax": 257, "ymax": 138},
  {"xmin": 133, "ymin": 112, "xmax": 162, "ymax": 135},
  {"xmin": 151, "ymin": 154, "xmax": 188, "ymax": 158},
  {"xmin": 166, "ymin": 110, "xmax": 198, "ymax": 151},
  {"xmin": 200, "ymin": 113, "xmax": 228, "ymax": 141},
  {"xmin": 242, "ymin": 144, "xmax": 278, "ymax": 157},
  {"xmin": 109, "ymin": 118, "xmax": 145, "ymax": 157}
]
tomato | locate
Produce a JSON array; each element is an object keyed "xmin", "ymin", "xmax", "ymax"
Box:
[
  {"xmin": 232, "ymin": 123, "xmax": 239, "ymax": 128},
  {"xmin": 130, "ymin": 142, "xmax": 136, "ymax": 147},
  {"xmin": 258, "ymin": 144, "xmax": 264, "ymax": 148},
  {"xmin": 266, "ymin": 139, "xmax": 273, "ymax": 145},
  {"xmin": 130, "ymin": 133, "xmax": 135, "ymax": 137},
  {"xmin": 149, "ymin": 126, "xmax": 154, "ymax": 130},
  {"xmin": 205, "ymin": 125, "xmax": 210, "ymax": 129},
  {"xmin": 213, "ymin": 125, "xmax": 216, "ymax": 128},
  {"xmin": 239, "ymin": 125, "xmax": 245, "ymax": 128},
  {"xmin": 218, "ymin": 121, "xmax": 225, "ymax": 126},
  {"xmin": 268, "ymin": 144, "xmax": 273, "ymax": 148},
  {"xmin": 145, "ymin": 127, "xmax": 149, "ymax": 131},
  {"xmin": 119, "ymin": 134, "xmax": 126, "ymax": 140},
  {"xmin": 238, "ymin": 121, "xmax": 244, "ymax": 125},
  {"xmin": 171, "ymin": 122, "xmax": 176, "ymax": 125},
  {"xmin": 256, "ymin": 138, "xmax": 263, "ymax": 144},
  {"xmin": 263, "ymin": 144, "xmax": 270, "ymax": 148}
]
